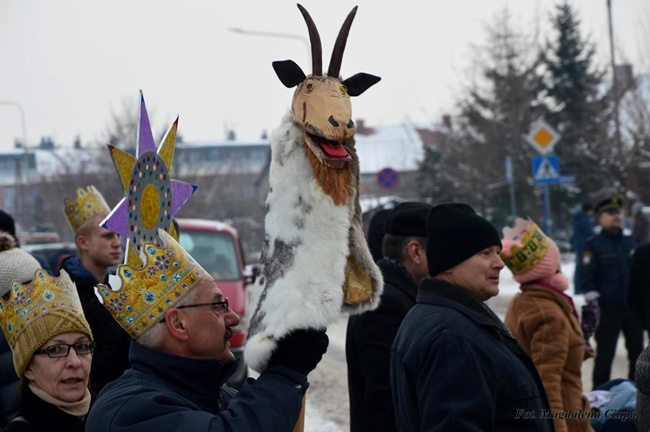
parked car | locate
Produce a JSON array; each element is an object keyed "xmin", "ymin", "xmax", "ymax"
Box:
[{"xmin": 176, "ymin": 218, "xmax": 250, "ymax": 389}]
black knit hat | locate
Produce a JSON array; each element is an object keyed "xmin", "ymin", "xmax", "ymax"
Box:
[
  {"xmin": 367, "ymin": 209, "xmax": 391, "ymax": 263},
  {"xmin": 0, "ymin": 210, "xmax": 16, "ymax": 240},
  {"xmin": 384, "ymin": 202, "xmax": 432, "ymax": 238},
  {"xmin": 426, "ymin": 203, "xmax": 502, "ymax": 276}
]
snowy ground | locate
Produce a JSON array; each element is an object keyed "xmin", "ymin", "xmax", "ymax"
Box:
[{"xmin": 301, "ymin": 256, "xmax": 587, "ymax": 431}]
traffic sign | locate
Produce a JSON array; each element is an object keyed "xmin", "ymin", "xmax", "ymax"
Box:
[
  {"xmin": 524, "ymin": 120, "xmax": 561, "ymax": 155},
  {"xmin": 532, "ymin": 155, "xmax": 561, "ymax": 184},
  {"xmin": 377, "ymin": 167, "xmax": 399, "ymax": 190}
]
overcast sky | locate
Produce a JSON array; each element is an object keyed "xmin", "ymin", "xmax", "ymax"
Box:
[{"xmin": 1, "ymin": 0, "xmax": 648, "ymax": 150}]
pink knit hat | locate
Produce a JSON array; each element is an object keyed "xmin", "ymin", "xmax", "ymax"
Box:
[{"xmin": 500, "ymin": 218, "xmax": 564, "ymax": 287}]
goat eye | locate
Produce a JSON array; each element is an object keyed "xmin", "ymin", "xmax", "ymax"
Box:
[
  {"xmin": 340, "ymin": 84, "xmax": 347, "ymax": 94},
  {"xmin": 305, "ymin": 83, "xmax": 314, "ymax": 92}
]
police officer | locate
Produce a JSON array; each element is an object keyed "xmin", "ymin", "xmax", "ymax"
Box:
[{"xmin": 579, "ymin": 196, "xmax": 644, "ymax": 389}]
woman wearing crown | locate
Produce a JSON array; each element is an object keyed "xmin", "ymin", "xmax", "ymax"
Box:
[
  {"xmin": 501, "ymin": 219, "xmax": 593, "ymax": 432},
  {"xmin": 0, "ymin": 233, "xmax": 94, "ymax": 432}
]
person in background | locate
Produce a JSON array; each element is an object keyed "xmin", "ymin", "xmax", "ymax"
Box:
[
  {"xmin": 0, "ymin": 233, "xmax": 94, "ymax": 431},
  {"xmin": 631, "ymin": 202, "xmax": 650, "ymax": 246},
  {"xmin": 347, "ymin": 201, "xmax": 431, "ymax": 432},
  {"xmin": 60, "ymin": 185, "xmax": 129, "ymax": 394},
  {"xmin": 87, "ymin": 229, "xmax": 328, "ymax": 431},
  {"xmin": 572, "ymin": 202, "xmax": 595, "ymax": 289},
  {"xmin": 366, "ymin": 208, "xmax": 391, "ymax": 263},
  {"xmin": 578, "ymin": 196, "xmax": 643, "ymax": 389},
  {"xmin": 0, "ymin": 211, "xmax": 27, "ymax": 425},
  {"xmin": 391, "ymin": 203, "xmax": 552, "ymax": 431},
  {"xmin": 502, "ymin": 218, "xmax": 593, "ymax": 432}
]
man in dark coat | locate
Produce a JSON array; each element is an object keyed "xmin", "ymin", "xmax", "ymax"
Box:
[
  {"xmin": 628, "ymin": 241, "xmax": 650, "ymax": 332},
  {"xmin": 61, "ymin": 186, "xmax": 130, "ymax": 394},
  {"xmin": 578, "ymin": 196, "xmax": 643, "ymax": 389},
  {"xmin": 572, "ymin": 202, "xmax": 595, "ymax": 288},
  {"xmin": 346, "ymin": 201, "xmax": 431, "ymax": 432},
  {"xmin": 87, "ymin": 230, "xmax": 328, "ymax": 432},
  {"xmin": 391, "ymin": 203, "xmax": 553, "ymax": 432}
]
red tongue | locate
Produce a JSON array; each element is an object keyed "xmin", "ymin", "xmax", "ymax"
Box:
[{"xmin": 319, "ymin": 140, "xmax": 348, "ymax": 158}]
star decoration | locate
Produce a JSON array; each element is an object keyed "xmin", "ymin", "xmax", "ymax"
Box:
[{"xmin": 102, "ymin": 91, "xmax": 197, "ymax": 266}]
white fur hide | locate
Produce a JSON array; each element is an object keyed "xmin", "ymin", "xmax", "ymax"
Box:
[{"xmin": 245, "ymin": 111, "xmax": 382, "ymax": 373}]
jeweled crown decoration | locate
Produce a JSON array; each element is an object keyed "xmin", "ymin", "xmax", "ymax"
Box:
[
  {"xmin": 64, "ymin": 186, "xmax": 111, "ymax": 232},
  {"xmin": 96, "ymin": 229, "xmax": 209, "ymax": 339},
  {"xmin": 0, "ymin": 269, "xmax": 86, "ymax": 348},
  {"xmin": 501, "ymin": 218, "xmax": 550, "ymax": 275}
]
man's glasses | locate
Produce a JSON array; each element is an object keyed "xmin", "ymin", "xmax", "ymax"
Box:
[
  {"xmin": 34, "ymin": 341, "xmax": 96, "ymax": 359},
  {"xmin": 160, "ymin": 298, "xmax": 229, "ymax": 323}
]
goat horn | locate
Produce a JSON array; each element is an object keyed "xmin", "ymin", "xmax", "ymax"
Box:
[
  {"xmin": 327, "ymin": 6, "xmax": 357, "ymax": 78},
  {"xmin": 297, "ymin": 4, "xmax": 322, "ymax": 76}
]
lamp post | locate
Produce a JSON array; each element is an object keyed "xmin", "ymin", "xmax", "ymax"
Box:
[
  {"xmin": 229, "ymin": 28, "xmax": 310, "ymax": 64},
  {"xmin": 0, "ymin": 100, "xmax": 29, "ymax": 229}
]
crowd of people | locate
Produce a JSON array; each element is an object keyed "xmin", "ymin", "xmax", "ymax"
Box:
[{"xmin": 3, "ymin": 188, "xmax": 650, "ymax": 431}]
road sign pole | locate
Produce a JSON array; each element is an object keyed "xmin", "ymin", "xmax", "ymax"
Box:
[
  {"xmin": 542, "ymin": 184, "xmax": 552, "ymax": 236},
  {"xmin": 505, "ymin": 156, "xmax": 517, "ymax": 222}
]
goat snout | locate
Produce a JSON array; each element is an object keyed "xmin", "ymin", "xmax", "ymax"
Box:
[{"xmin": 328, "ymin": 115, "xmax": 339, "ymax": 127}]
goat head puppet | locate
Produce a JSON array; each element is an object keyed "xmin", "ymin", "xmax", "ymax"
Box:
[{"xmin": 245, "ymin": 4, "xmax": 384, "ymax": 372}]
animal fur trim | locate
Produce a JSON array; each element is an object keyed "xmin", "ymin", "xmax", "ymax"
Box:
[{"xmin": 245, "ymin": 112, "xmax": 383, "ymax": 372}]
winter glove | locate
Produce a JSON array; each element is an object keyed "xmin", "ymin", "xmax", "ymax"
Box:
[
  {"xmin": 268, "ymin": 328, "xmax": 329, "ymax": 376},
  {"xmin": 581, "ymin": 297, "xmax": 601, "ymax": 341}
]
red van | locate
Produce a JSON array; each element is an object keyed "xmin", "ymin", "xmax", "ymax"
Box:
[{"xmin": 176, "ymin": 218, "xmax": 250, "ymax": 388}]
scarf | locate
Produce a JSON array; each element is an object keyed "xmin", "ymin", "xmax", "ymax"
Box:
[{"xmin": 28, "ymin": 383, "xmax": 91, "ymax": 417}]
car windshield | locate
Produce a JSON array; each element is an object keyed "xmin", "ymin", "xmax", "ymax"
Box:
[{"xmin": 179, "ymin": 231, "xmax": 241, "ymax": 281}]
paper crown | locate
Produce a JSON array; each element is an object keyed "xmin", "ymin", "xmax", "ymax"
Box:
[
  {"xmin": 101, "ymin": 92, "xmax": 196, "ymax": 267},
  {"xmin": 96, "ymin": 229, "xmax": 209, "ymax": 339},
  {"xmin": 0, "ymin": 269, "xmax": 87, "ymax": 349},
  {"xmin": 64, "ymin": 185, "xmax": 111, "ymax": 232},
  {"xmin": 500, "ymin": 218, "xmax": 550, "ymax": 275}
]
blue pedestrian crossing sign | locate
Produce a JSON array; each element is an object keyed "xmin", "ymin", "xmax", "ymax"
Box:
[{"xmin": 532, "ymin": 155, "xmax": 561, "ymax": 184}]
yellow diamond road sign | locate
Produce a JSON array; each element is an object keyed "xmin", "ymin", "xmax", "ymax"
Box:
[{"xmin": 524, "ymin": 120, "xmax": 561, "ymax": 155}]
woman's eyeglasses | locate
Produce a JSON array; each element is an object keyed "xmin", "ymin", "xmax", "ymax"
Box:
[{"xmin": 34, "ymin": 341, "xmax": 96, "ymax": 358}]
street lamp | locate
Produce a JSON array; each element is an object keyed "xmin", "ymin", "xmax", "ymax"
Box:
[{"xmin": 229, "ymin": 28, "xmax": 310, "ymax": 64}]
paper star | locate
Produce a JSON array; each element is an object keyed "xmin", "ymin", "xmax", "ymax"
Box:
[{"xmin": 102, "ymin": 91, "xmax": 197, "ymax": 265}]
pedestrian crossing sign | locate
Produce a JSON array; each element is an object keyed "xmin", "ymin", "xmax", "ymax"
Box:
[{"xmin": 532, "ymin": 155, "xmax": 561, "ymax": 184}]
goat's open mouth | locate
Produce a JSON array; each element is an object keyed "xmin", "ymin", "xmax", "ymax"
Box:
[{"xmin": 304, "ymin": 133, "xmax": 351, "ymax": 169}]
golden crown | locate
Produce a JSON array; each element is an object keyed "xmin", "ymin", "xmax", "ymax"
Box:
[
  {"xmin": 96, "ymin": 229, "xmax": 209, "ymax": 339},
  {"xmin": 64, "ymin": 186, "xmax": 111, "ymax": 232},
  {"xmin": 0, "ymin": 269, "xmax": 86, "ymax": 349},
  {"xmin": 500, "ymin": 218, "xmax": 550, "ymax": 275}
]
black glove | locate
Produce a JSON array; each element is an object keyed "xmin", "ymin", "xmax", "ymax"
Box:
[
  {"xmin": 581, "ymin": 298, "xmax": 601, "ymax": 341},
  {"xmin": 268, "ymin": 328, "xmax": 329, "ymax": 376}
]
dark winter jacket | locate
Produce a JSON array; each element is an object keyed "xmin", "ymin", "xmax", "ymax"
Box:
[
  {"xmin": 346, "ymin": 258, "xmax": 417, "ymax": 432},
  {"xmin": 3, "ymin": 385, "xmax": 86, "ymax": 432},
  {"xmin": 577, "ymin": 229, "xmax": 635, "ymax": 308},
  {"xmin": 86, "ymin": 342, "xmax": 308, "ymax": 432},
  {"xmin": 628, "ymin": 242, "xmax": 650, "ymax": 331},
  {"xmin": 0, "ymin": 332, "xmax": 19, "ymax": 427},
  {"xmin": 60, "ymin": 256, "xmax": 131, "ymax": 394},
  {"xmin": 391, "ymin": 277, "xmax": 553, "ymax": 432},
  {"xmin": 572, "ymin": 210, "xmax": 595, "ymax": 254}
]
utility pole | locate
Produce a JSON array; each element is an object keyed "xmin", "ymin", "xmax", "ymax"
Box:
[{"xmin": 607, "ymin": 0, "xmax": 622, "ymax": 155}]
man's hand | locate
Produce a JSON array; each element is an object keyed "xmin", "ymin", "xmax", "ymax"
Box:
[{"xmin": 268, "ymin": 329, "xmax": 329, "ymax": 376}]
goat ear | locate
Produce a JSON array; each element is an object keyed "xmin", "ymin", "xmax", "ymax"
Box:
[
  {"xmin": 273, "ymin": 60, "xmax": 307, "ymax": 88},
  {"xmin": 342, "ymin": 73, "xmax": 381, "ymax": 97}
]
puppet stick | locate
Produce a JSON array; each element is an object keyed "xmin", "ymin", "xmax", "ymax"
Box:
[{"xmin": 293, "ymin": 395, "xmax": 306, "ymax": 432}]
